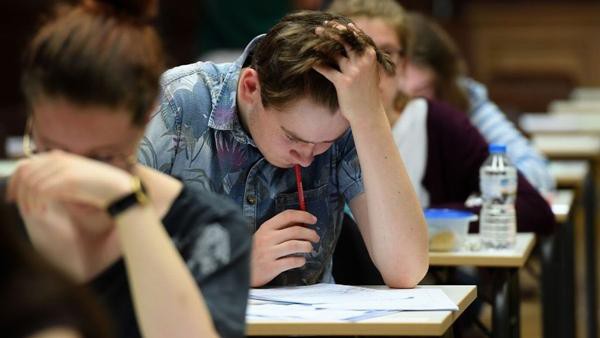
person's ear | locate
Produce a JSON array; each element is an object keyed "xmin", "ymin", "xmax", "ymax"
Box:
[{"xmin": 238, "ymin": 68, "xmax": 263, "ymax": 109}]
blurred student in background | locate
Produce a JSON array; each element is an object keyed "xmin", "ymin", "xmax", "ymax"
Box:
[
  {"xmin": 329, "ymin": 2, "xmax": 555, "ymax": 334},
  {"xmin": 10, "ymin": 0, "xmax": 251, "ymax": 337},
  {"xmin": 329, "ymin": 0, "xmax": 555, "ymax": 235},
  {"xmin": 401, "ymin": 12, "xmax": 555, "ymax": 193}
]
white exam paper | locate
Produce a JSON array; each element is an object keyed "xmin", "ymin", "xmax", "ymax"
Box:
[
  {"xmin": 249, "ymin": 284, "xmax": 458, "ymax": 311},
  {"xmin": 247, "ymin": 303, "xmax": 395, "ymax": 322}
]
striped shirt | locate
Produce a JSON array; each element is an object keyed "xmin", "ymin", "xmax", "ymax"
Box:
[{"xmin": 460, "ymin": 77, "xmax": 555, "ymax": 192}]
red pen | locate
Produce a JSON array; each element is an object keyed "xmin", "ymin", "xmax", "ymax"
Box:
[{"xmin": 294, "ymin": 164, "xmax": 306, "ymax": 211}]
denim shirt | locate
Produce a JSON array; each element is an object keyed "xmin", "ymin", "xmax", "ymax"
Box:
[{"xmin": 139, "ymin": 35, "xmax": 364, "ymax": 285}]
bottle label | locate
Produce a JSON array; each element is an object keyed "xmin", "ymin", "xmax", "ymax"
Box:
[{"xmin": 480, "ymin": 170, "xmax": 517, "ymax": 199}]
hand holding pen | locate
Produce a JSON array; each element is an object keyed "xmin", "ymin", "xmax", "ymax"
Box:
[
  {"xmin": 248, "ymin": 165, "xmax": 319, "ymax": 287},
  {"xmin": 294, "ymin": 164, "xmax": 306, "ymax": 212}
]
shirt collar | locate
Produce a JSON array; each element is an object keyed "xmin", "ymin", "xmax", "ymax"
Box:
[{"xmin": 207, "ymin": 35, "xmax": 265, "ymax": 146}]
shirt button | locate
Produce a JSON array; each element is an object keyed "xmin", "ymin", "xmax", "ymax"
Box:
[{"xmin": 246, "ymin": 194, "xmax": 257, "ymax": 205}]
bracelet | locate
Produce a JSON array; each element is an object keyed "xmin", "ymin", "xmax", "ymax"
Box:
[{"xmin": 106, "ymin": 176, "xmax": 149, "ymax": 217}]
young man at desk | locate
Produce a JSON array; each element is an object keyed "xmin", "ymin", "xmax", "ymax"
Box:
[{"xmin": 141, "ymin": 11, "xmax": 429, "ymax": 287}]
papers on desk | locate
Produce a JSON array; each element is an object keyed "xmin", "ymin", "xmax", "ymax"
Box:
[
  {"xmin": 247, "ymin": 302, "xmax": 395, "ymax": 322},
  {"xmin": 247, "ymin": 284, "xmax": 458, "ymax": 322}
]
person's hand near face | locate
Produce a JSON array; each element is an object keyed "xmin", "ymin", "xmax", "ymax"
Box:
[
  {"xmin": 313, "ymin": 21, "xmax": 385, "ymax": 125},
  {"xmin": 311, "ymin": 19, "xmax": 429, "ymax": 288},
  {"xmin": 7, "ymin": 151, "xmax": 134, "ymax": 281},
  {"xmin": 8, "ymin": 150, "xmax": 133, "ymax": 216}
]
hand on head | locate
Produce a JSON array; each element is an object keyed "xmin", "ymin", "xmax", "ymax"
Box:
[{"xmin": 312, "ymin": 20, "xmax": 391, "ymax": 123}]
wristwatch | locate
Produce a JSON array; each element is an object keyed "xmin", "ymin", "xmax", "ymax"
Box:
[{"xmin": 107, "ymin": 176, "xmax": 149, "ymax": 217}]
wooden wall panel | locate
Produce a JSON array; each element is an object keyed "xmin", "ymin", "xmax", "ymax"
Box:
[{"xmin": 466, "ymin": 2, "xmax": 600, "ymax": 87}]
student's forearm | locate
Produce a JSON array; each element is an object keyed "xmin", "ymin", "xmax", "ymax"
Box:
[
  {"xmin": 115, "ymin": 205, "xmax": 218, "ymax": 338},
  {"xmin": 349, "ymin": 108, "xmax": 429, "ymax": 287}
]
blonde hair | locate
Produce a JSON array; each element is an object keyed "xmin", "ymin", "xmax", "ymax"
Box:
[
  {"xmin": 328, "ymin": 0, "xmax": 409, "ymax": 55},
  {"xmin": 406, "ymin": 12, "xmax": 470, "ymax": 112}
]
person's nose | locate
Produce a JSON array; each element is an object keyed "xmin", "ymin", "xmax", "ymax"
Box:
[{"xmin": 291, "ymin": 143, "xmax": 316, "ymax": 167}]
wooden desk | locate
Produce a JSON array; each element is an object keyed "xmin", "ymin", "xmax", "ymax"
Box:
[
  {"xmin": 520, "ymin": 113, "xmax": 600, "ymax": 135},
  {"xmin": 542, "ymin": 189, "xmax": 577, "ymax": 338},
  {"xmin": 246, "ymin": 285, "xmax": 477, "ymax": 337},
  {"xmin": 569, "ymin": 87, "xmax": 600, "ymax": 101},
  {"xmin": 550, "ymin": 189, "xmax": 576, "ymax": 223},
  {"xmin": 549, "ymin": 160, "xmax": 590, "ymax": 188},
  {"xmin": 531, "ymin": 134, "xmax": 600, "ymax": 159},
  {"xmin": 429, "ymin": 233, "xmax": 535, "ymax": 268},
  {"xmin": 533, "ymin": 137, "xmax": 599, "ymax": 338},
  {"xmin": 549, "ymin": 100, "xmax": 600, "ymax": 114},
  {"xmin": 429, "ymin": 233, "xmax": 535, "ymax": 338}
]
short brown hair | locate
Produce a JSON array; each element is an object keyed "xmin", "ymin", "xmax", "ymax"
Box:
[
  {"xmin": 328, "ymin": 0, "xmax": 409, "ymax": 54},
  {"xmin": 21, "ymin": 0, "xmax": 165, "ymax": 126},
  {"xmin": 251, "ymin": 10, "xmax": 394, "ymax": 112},
  {"xmin": 406, "ymin": 12, "xmax": 470, "ymax": 112}
]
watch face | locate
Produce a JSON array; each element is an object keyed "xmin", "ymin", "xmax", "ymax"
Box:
[{"xmin": 133, "ymin": 178, "xmax": 149, "ymax": 206}]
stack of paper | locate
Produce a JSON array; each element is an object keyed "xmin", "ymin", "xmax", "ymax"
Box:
[
  {"xmin": 248, "ymin": 302, "xmax": 395, "ymax": 322},
  {"xmin": 247, "ymin": 284, "xmax": 458, "ymax": 322}
]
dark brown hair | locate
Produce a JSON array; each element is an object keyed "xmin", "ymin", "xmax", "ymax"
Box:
[
  {"xmin": 406, "ymin": 12, "xmax": 470, "ymax": 112},
  {"xmin": 21, "ymin": 0, "xmax": 165, "ymax": 126},
  {"xmin": 251, "ymin": 10, "xmax": 395, "ymax": 112}
]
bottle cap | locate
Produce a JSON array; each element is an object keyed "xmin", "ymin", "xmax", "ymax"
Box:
[
  {"xmin": 424, "ymin": 208, "xmax": 478, "ymax": 220},
  {"xmin": 489, "ymin": 144, "xmax": 507, "ymax": 154}
]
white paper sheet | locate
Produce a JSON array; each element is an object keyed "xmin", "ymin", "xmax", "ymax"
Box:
[
  {"xmin": 247, "ymin": 303, "xmax": 396, "ymax": 322},
  {"xmin": 249, "ymin": 284, "xmax": 458, "ymax": 311}
]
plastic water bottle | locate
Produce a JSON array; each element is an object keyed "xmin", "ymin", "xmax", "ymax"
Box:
[{"xmin": 479, "ymin": 144, "xmax": 517, "ymax": 249}]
